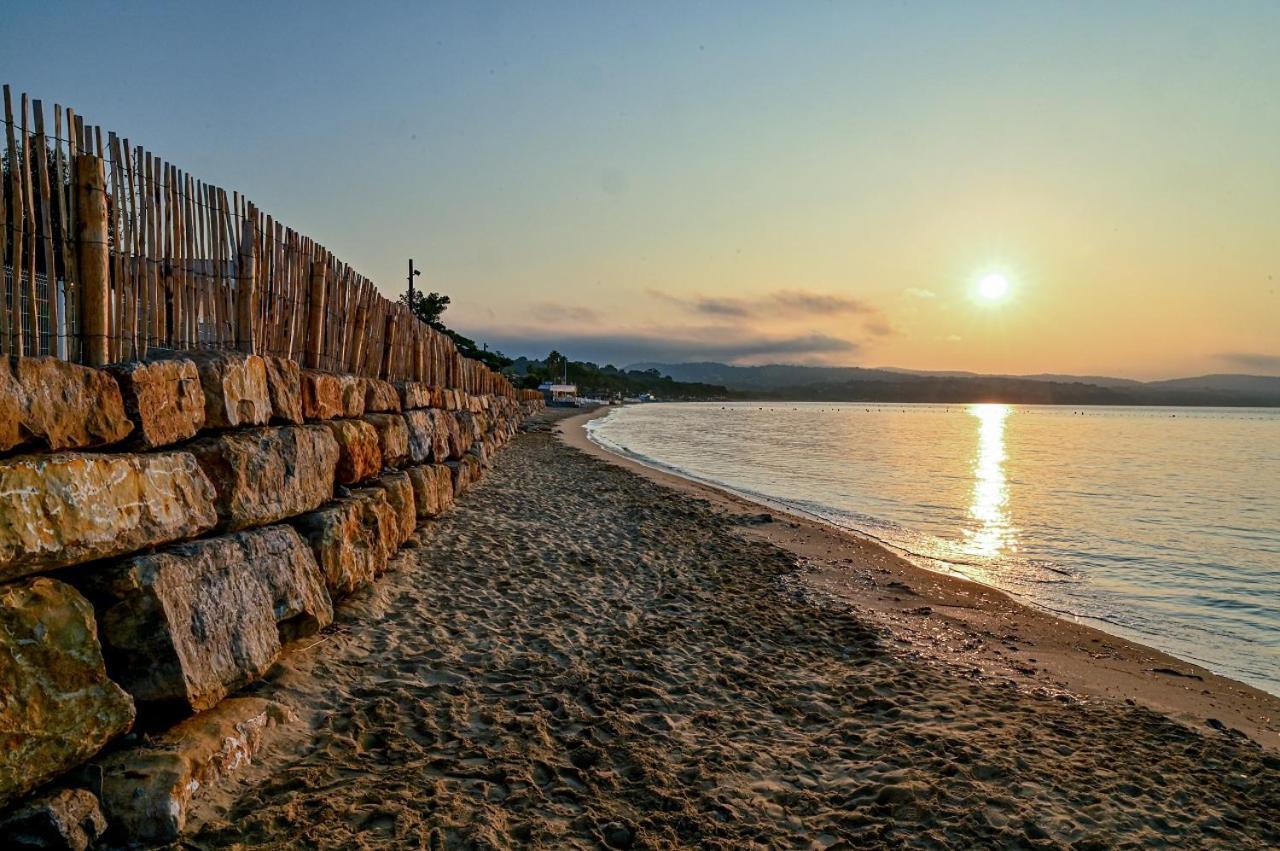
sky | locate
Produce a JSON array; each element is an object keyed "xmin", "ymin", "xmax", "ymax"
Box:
[{"xmin": 6, "ymin": 1, "xmax": 1278, "ymax": 378}]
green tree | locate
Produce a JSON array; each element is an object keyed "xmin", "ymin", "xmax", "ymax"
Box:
[{"xmin": 400, "ymin": 290, "xmax": 452, "ymax": 331}]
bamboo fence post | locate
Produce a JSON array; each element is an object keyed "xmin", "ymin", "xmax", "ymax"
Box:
[
  {"xmin": 304, "ymin": 256, "xmax": 327, "ymax": 369},
  {"xmin": 33, "ymin": 101, "xmax": 58, "ymax": 356},
  {"xmin": 236, "ymin": 203, "xmax": 257, "ymax": 352},
  {"xmin": 379, "ymin": 312, "xmax": 397, "ymax": 379},
  {"xmin": 74, "ymin": 152, "xmax": 110, "ymax": 366}
]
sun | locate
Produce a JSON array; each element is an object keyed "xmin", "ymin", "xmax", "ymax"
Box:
[{"xmin": 977, "ymin": 272, "xmax": 1010, "ymax": 302}]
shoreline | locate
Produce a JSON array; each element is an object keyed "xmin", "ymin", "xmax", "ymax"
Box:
[{"xmin": 561, "ymin": 405, "xmax": 1280, "ymax": 751}]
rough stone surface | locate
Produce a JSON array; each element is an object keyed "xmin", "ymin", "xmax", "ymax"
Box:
[
  {"xmin": 363, "ymin": 413, "xmax": 409, "ymax": 467},
  {"xmin": 263, "ymin": 356, "xmax": 304, "ymax": 425},
  {"xmin": 9, "ymin": 356, "xmax": 134, "ymax": 451},
  {"xmin": 291, "ymin": 490, "xmax": 397, "ymax": 599},
  {"xmin": 338, "ymin": 375, "xmax": 366, "ymax": 418},
  {"xmin": 363, "ymin": 378, "xmax": 401, "ymax": 413},
  {"xmin": 0, "ymin": 787, "xmax": 108, "ymax": 851},
  {"xmin": 395, "ymin": 381, "xmax": 432, "ymax": 410},
  {"xmin": 0, "ymin": 451, "xmax": 218, "ymax": 580},
  {"xmin": 403, "ymin": 409, "xmax": 446, "ymax": 464},
  {"xmin": 320, "ymin": 419, "xmax": 382, "ymax": 485},
  {"xmin": 177, "ymin": 351, "xmax": 271, "ymax": 429},
  {"xmin": 79, "ymin": 525, "xmax": 332, "ymax": 713},
  {"xmin": 96, "ymin": 698, "xmax": 295, "ymax": 845},
  {"xmin": 189, "ymin": 426, "xmax": 339, "ymax": 531},
  {"xmin": 367, "ymin": 471, "xmax": 416, "ymax": 545},
  {"xmin": 0, "ymin": 578, "xmax": 136, "ymax": 809},
  {"xmin": 104, "ymin": 358, "xmax": 205, "ymax": 449},
  {"xmin": 0, "ymin": 360, "xmax": 21, "ymax": 452},
  {"xmin": 406, "ymin": 464, "xmax": 455, "ymax": 518},
  {"xmin": 447, "ymin": 411, "xmax": 472, "ymax": 459},
  {"xmin": 301, "ymin": 370, "xmax": 343, "ymax": 421}
]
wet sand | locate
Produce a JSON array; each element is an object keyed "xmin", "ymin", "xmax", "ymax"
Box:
[{"xmin": 185, "ymin": 407, "xmax": 1278, "ymax": 849}]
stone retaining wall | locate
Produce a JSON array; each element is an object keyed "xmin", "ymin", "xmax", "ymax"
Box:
[{"xmin": 0, "ymin": 353, "xmax": 543, "ymax": 846}]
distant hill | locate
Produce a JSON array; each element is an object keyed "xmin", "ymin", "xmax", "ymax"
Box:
[{"xmin": 628, "ymin": 362, "xmax": 1280, "ymax": 406}]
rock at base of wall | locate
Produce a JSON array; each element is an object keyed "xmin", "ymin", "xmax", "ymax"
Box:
[
  {"xmin": 364, "ymin": 413, "xmax": 409, "ymax": 466},
  {"xmin": 291, "ymin": 490, "xmax": 397, "ymax": 599},
  {"xmin": 406, "ymin": 464, "xmax": 454, "ymax": 518},
  {"xmin": 403, "ymin": 409, "xmax": 443, "ymax": 464},
  {"xmin": 102, "ymin": 358, "xmax": 205, "ymax": 449},
  {"xmin": 189, "ymin": 425, "xmax": 339, "ymax": 531},
  {"xmin": 338, "ymin": 375, "xmax": 366, "ymax": 418},
  {"xmin": 0, "ymin": 579, "xmax": 136, "ymax": 810},
  {"xmin": 177, "ymin": 351, "xmax": 272, "ymax": 429},
  {"xmin": 262, "ymin": 356, "xmax": 304, "ymax": 424},
  {"xmin": 448, "ymin": 411, "xmax": 473, "ymax": 459},
  {"xmin": 364, "ymin": 378, "xmax": 401, "ymax": 413},
  {"xmin": 95, "ymin": 698, "xmax": 294, "ymax": 845},
  {"xmin": 78, "ymin": 525, "xmax": 332, "ymax": 714},
  {"xmin": 7, "ymin": 356, "xmax": 134, "ymax": 452},
  {"xmin": 443, "ymin": 389, "xmax": 462, "ymax": 411},
  {"xmin": 0, "ymin": 787, "xmax": 108, "ymax": 851},
  {"xmin": 366, "ymin": 471, "xmax": 415, "ymax": 546},
  {"xmin": 395, "ymin": 381, "xmax": 432, "ymax": 410},
  {"xmin": 320, "ymin": 419, "xmax": 382, "ymax": 485},
  {"xmin": 301, "ymin": 370, "xmax": 343, "ymax": 421},
  {"xmin": 0, "ymin": 451, "xmax": 218, "ymax": 581}
]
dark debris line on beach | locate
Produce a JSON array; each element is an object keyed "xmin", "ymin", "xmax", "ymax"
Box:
[{"xmin": 185, "ymin": 412, "xmax": 1279, "ymax": 850}]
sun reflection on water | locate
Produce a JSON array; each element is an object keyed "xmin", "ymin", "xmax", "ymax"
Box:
[{"xmin": 964, "ymin": 403, "xmax": 1017, "ymax": 560}]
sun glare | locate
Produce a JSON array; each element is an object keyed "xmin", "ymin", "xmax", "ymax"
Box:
[{"xmin": 977, "ymin": 273, "xmax": 1010, "ymax": 302}]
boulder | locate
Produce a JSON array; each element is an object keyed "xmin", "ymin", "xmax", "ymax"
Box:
[
  {"xmin": 263, "ymin": 355, "xmax": 304, "ymax": 424},
  {"xmin": 0, "ymin": 360, "xmax": 21, "ymax": 452},
  {"xmin": 395, "ymin": 381, "xmax": 432, "ymax": 410},
  {"xmin": 363, "ymin": 378, "xmax": 401, "ymax": 413},
  {"xmin": 443, "ymin": 389, "xmax": 462, "ymax": 411},
  {"xmin": 366, "ymin": 471, "xmax": 416, "ymax": 545},
  {"xmin": 188, "ymin": 426, "xmax": 338, "ymax": 531},
  {"xmin": 103, "ymin": 357, "xmax": 205, "ymax": 449},
  {"xmin": 291, "ymin": 490, "xmax": 398, "ymax": 599},
  {"xmin": 300, "ymin": 370, "xmax": 343, "ymax": 420},
  {"xmin": 178, "ymin": 351, "xmax": 271, "ymax": 429},
  {"xmin": 406, "ymin": 464, "xmax": 454, "ymax": 518},
  {"xmin": 0, "ymin": 578, "xmax": 135, "ymax": 809},
  {"xmin": 0, "ymin": 452, "xmax": 217, "ymax": 581},
  {"xmin": 0, "ymin": 787, "xmax": 108, "ymax": 851},
  {"xmin": 79, "ymin": 525, "xmax": 332, "ymax": 713},
  {"xmin": 363, "ymin": 413, "xmax": 409, "ymax": 466},
  {"xmin": 448, "ymin": 411, "xmax": 472, "ymax": 459},
  {"xmin": 338, "ymin": 375, "xmax": 366, "ymax": 418},
  {"xmin": 428, "ymin": 385, "xmax": 446, "ymax": 409},
  {"xmin": 95, "ymin": 698, "xmax": 294, "ymax": 845},
  {"xmin": 10, "ymin": 356, "xmax": 133, "ymax": 451},
  {"xmin": 403, "ymin": 409, "xmax": 447, "ymax": 464},
  {"xmin": 320, "ymin": 419, "xmax": 382, "ymax": 485},
  {"xmin": 445, "ymin": 458, "xmax": 477, "ymax": 497}
]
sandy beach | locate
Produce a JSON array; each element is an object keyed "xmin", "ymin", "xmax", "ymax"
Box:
[{"xmin": 184, "ymin": 407, "xmax": 1279, "ymax": 849}]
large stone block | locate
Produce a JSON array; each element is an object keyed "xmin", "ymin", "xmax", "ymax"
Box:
[
  {"xmin": 180, "ymin": 351, "xmax": 271, "ymax": 429},
  {"xmin": 448, "ymin": 411, "xmax": 473, "ymax": 459},
  {"xmin": 403, "ymin": 409, "xmax": 449, "ymax": 464},
  {"xmin": 363, "ymin": 413, "xmax": 409, "ymax": 466},
  {"xmin": 263, "ymin": 355, "xmax": 304, "ymax": 425},
  {"xmin": 406, "ymin": 464, "xmax": 454, "ymax": 518},
  {"xmin": 338, "ymin": 375, "xmax": 366, "ymax": 418},
  {"xmin": 96, "ymin": 698, "xmax": 294, "ymax": 845},
  {"xmin": 189, "ymin": 426, "xmax": 338, "ymax": 531},
  {"xmin": 104, "ymin": 358, "xmax": 206, "ymax": 449},
  {"xmin": 79, "ymin": 525, "xmax": 332, "ymax": 713},
  {"xmin": 0, "ymin": 452, "xmax": 217, "ymax": 580},
  {"xmin": 363, "ymin": 378, "xmax": 401, "ymax": 413},
  {"xmin": 320, "ymin": 419, "xmax": 382, "ymax": 485},
  {"xmin": 0, "ymin": 360, "xmax": 21, "ymax": 452},
  {"xmin": 7, "ymin": 356, "xmax": 134, "ymax": 452},
  {"xmin": 395, "ymin": 381, "xmax": 432, "ymax": 410},
  {"xmin": 291, "ymin": 490, "xmax": 397, "ymax": 599},
  {"xmin": 0, "ymin": 787, "xmax": 108, "ymax": 851},
  {"xmin": 0, "ymin": 578, "xmax": 135, "ymax": 809},
  {"xmin": 366, "ymin": 471, "xmax": 415, "ymax": 546},
  {"xmin": 301, "ymin": 370, "xmax": 343, "ymax": 421}
]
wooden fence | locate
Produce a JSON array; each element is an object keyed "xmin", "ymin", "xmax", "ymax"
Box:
[{"xmin": 0, "ymin": 83, "xmax": 516, "ymax": 398}]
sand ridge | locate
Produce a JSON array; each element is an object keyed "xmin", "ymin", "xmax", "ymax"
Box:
[{"xmin": 182, "ymin": 409, "xmax": 1278, "ymax": 848}]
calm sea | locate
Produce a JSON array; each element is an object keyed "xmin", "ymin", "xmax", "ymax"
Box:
[{"xmin": 586, "ymin": 402, "xmax": 1280, "ymax": 696}]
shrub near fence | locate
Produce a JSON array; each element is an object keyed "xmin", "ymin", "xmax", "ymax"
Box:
[{"xmin": 1, "ymin": 83, "xmax": 513, "ymax": 396}]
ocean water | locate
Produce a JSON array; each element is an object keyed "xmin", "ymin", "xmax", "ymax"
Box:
[{"xmin": 586, "ymin": 402, "xmax": 1280, "ymax": 696}]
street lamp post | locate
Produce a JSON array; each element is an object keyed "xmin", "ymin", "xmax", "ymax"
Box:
[{"xmin": 407, "ymin": 259, "xmax": 421, "ymax": 306}]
